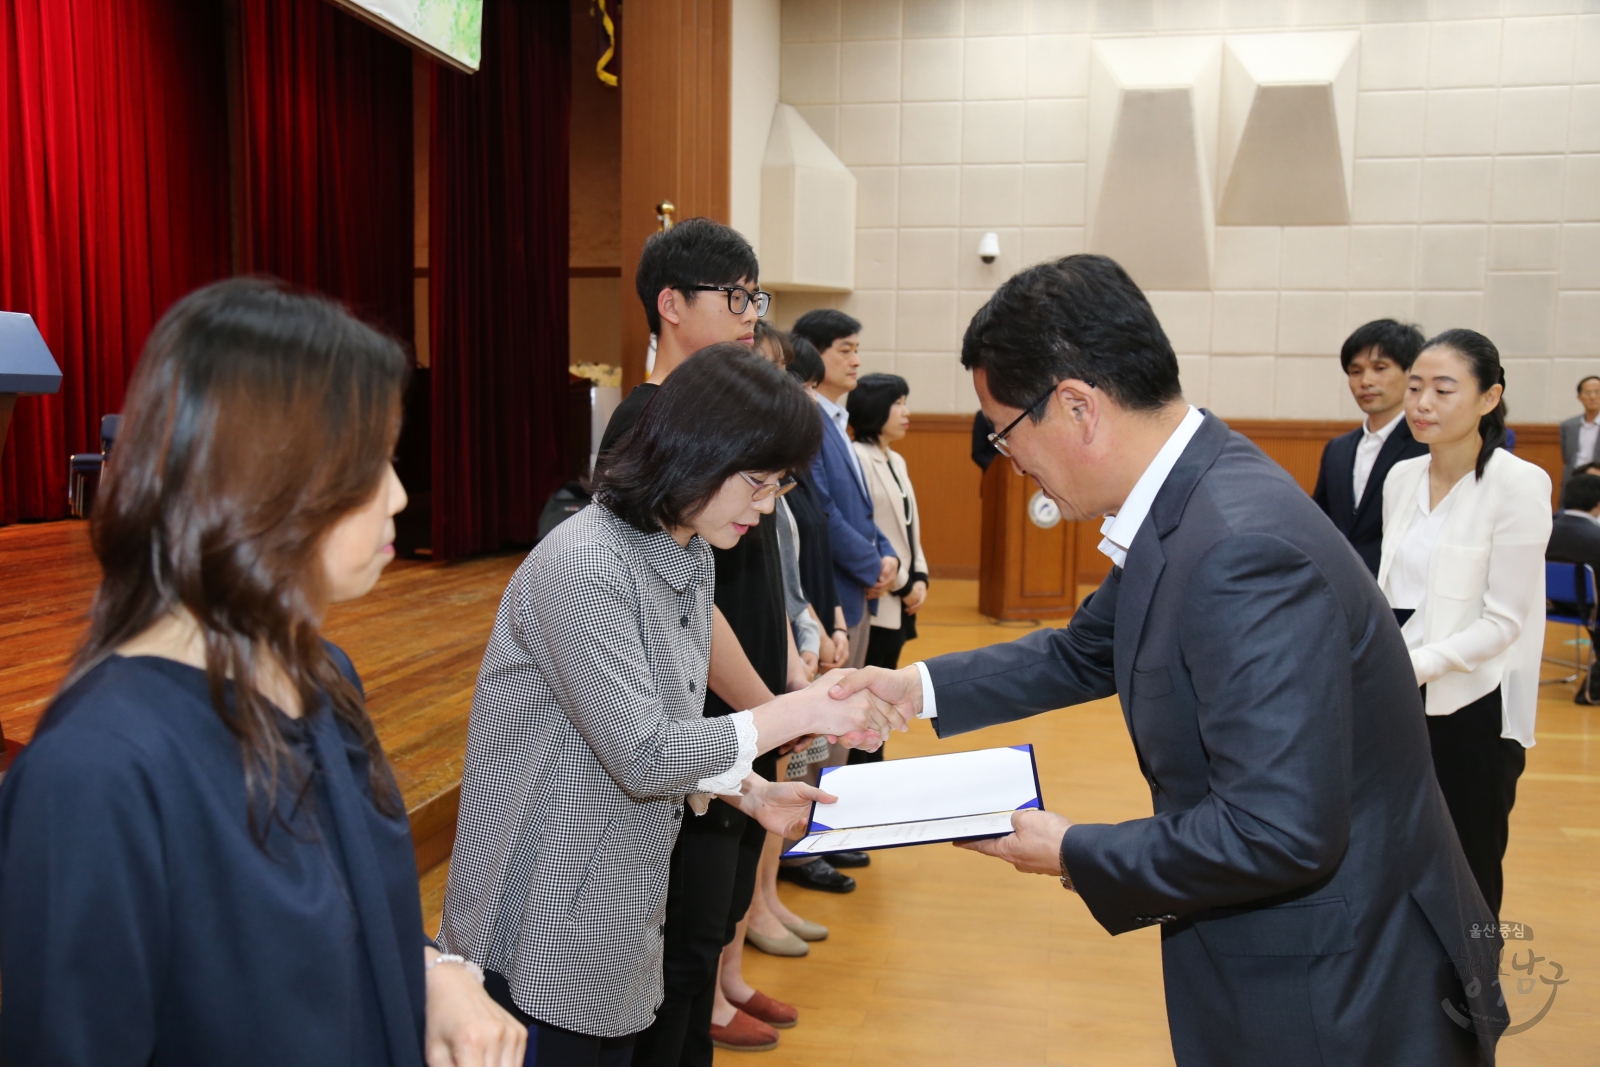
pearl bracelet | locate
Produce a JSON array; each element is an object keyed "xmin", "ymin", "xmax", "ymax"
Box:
[{"xmin": 427, "ymin": 953, "xmax": 485, "ymax": 983}]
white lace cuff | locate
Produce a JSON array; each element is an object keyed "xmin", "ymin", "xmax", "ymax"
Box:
[{"xmin": 694, "ymin": 710, "xmax": 758, "ymax": 795}]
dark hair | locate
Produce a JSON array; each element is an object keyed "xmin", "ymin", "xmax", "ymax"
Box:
[
  {"xmin": 753, "ymin": 320, "xmax": 793, "ymax": 368},
  {"xmin": 791, "ymin": 308, "xmax": 862, "ymax": 354},
  {"xmin": 1340, "ymin": 318, "xmax": 1426, "ymax": 372},
  {"xmin": 1579, "ymin": 375, "xmax": 1600, "ymax": 393},
  {"xmin": 595, "ymin": 343, "xmax": 823, "ymax": 532},
  {"xmin": 1420, "ymin": 328, "xmax": 1506, "ymax": 480},
  {"xmin": 788, "ymin": 334, "xmax": 826, "ymax": 387},
  {"xmin": 68, "ymin": 278, "xmax": 407, "ymax": 834},
  {"xmin": 1562, "ymin": 473, "xmax": 1600, "ymax": 512},
  {"xmin": 848, "ymin": 373, "xmax": 910, "ymax": 444},
  {"xmin": 1576, "ymin": 462, "xmax": 1600, "ymax": 478},
  {"xmin": 634, "ymin": 218, "xmax": 759, "ymax": 335},
  {"xmin": 961, "ymin": 254, "xmax": 1181, "ymax": 417}
]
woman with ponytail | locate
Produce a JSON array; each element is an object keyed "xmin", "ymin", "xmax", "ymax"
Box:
[
  {"xmin": 1376, "ymin": 328, "xmax": 1550, "ymax": 917},
  {"xmin": 0, "ymin": 280, "xmax": 526, "ymax": 1066}
]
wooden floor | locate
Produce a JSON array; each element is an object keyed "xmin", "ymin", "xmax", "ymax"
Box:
[{"xmin": 6, "ymin": 520, "xmax": 1596, "ymax": 1065}]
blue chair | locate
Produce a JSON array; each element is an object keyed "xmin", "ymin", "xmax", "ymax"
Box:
[
  {"xmin": 1542, "ymin": 561, "xmax": 1598, "ymax": 685},
  {"xmin": 66, "ymin": 412, "xmax": 122, "ymax": 518}
]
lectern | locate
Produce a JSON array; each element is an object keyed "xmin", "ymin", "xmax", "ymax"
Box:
[
  {"xmin": 0, "ymin": 312, "xmax": 62, "ymax": 451},
  {"xmin": 977, "ymin": 459, "xmax": 1081, "ymax": 620}
]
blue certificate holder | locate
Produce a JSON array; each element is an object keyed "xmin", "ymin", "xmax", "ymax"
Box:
[{"xmin": 783, "ymin": 744, "xmax": 1043, "ymax": 857}]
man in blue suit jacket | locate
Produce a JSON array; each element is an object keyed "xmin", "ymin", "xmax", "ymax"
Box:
[
  {"xmin": 792, "ymin": 310, "xmax": 896, "ymax": 671},
  {"xmin": 835, "ymin": 257, "xmax": 1504, "ymax": 1066},
  {"xmin": 1311, "ymin": 319, "xmax": 1429, "ymax": 575}
]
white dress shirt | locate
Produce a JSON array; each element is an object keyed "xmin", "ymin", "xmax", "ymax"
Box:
[
  {"xmin": 917, "ymin": 406, "xmax": 1204, "ymax": 719},
  {"xmin": 1352, "ymin": 413, "xmax": 1403, "ymax": 506},
  {"xmin": 815, "ymin": 392, "xmax": 868, "ymax": 493},
  {"xmin": 1577, "ymin": 415, "xmax": 1600, "ymax": 469}
]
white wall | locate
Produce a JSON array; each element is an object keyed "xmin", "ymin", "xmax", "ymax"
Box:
[
  {"xmin": 731, "ymin": 0, "xmax": 783, "ymax": 252},
  {"xmin": 769, "ymin": 0, "xmax": 1600, "ymax": 421}
]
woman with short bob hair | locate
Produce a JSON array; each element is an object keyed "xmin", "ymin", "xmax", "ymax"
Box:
[
  {"xmin": 440, "ymin": 344, "xmax": 901, "ymax": 1065},
  {"xmin": 0, "ymin": 278, "xmax": 525, "ymax": 1066}
]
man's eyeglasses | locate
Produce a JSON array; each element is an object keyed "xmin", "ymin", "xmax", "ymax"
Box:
[
  {"xmin": 689, "ymin": 285, "xmax": 772, "ymax": 318},
  {"xmin": 738, "ymin": 471, "xmax": 797, "ymax": 501},
  {"xmin": 986, "ymin": 380, "xmax": 1094, "ymax": 458}
]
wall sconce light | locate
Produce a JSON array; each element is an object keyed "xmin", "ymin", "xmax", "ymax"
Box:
[{"xmin": 978, "ymin": 231, "xmax": 1000, "ymax": 264}]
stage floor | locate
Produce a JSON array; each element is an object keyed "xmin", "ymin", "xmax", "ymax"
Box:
[{"xmin": 5, "ymin": 520, "xmax": 1596, "ymax": 1064}]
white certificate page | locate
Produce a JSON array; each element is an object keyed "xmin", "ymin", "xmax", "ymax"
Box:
[{"xmin": 785, "ymin": 746, "xmax": 1041, "ymax": 855}]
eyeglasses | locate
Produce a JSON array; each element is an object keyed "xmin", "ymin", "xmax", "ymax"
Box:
[
  {"xmin": 738, "ymin": 471, "xmax": 797, "ymax": 501},
  {"xmin": 688, "ymin": 285, "xmax": 772, "ymax": 318},
  {"xmin": 986, "ymin": 380, "xmax": 1094, "ymax": 458}
]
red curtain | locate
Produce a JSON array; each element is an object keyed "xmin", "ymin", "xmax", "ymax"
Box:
[
  {"xmin": 430, "ymin": 0, "xmax": 571, "ymax": 560},
  {"xmin": 0, "ymin": 0, "xmax": 230, "ymax": 524},
  {"xmin": 236, "ymin": 0, "xmax": 415, "ymax": 344}
]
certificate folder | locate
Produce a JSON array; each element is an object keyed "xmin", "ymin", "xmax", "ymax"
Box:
[{"xmin": 782, "ymin": 745, "xmax": 1043, "ymax": 857}]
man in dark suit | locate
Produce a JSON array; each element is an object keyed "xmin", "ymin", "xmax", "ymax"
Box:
[
  {"xmin": 1557, "ymin": 375, "xmax": 1600, "ymax": 494},
  {"xmin": 1311, "ymin": 319, "xmax": 1429, "ymax": 575},
  {"xmin": 1547, "ymin": 473, "xmax": 1600, "ymax": 704},
  {"xmin": 834, "ymin": 256, "xmax": 1503, "ymax": 1066}
]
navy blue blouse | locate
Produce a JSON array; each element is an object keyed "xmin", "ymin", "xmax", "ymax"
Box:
[{"xmin": 0, "ymin": 649, "xmax": 428, "ymax": 1066}]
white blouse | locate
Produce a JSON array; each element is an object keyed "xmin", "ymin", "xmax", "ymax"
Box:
[{"xmin": 1388, "ymin": 469, "xmax": 1468, "ymax": 650}]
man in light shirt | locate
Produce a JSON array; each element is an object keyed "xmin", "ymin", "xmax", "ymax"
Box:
[
  {"xmin": 1310, "ymin": 319, "xmax": 1429, "ymax": 575},
  {"xmin": 831, "ymin": 256, "xmax": 1504, "ymax": 1067},
  {"xmin": 1558, "ymin": 375, "xmax": 1600, "ymax": 494}
]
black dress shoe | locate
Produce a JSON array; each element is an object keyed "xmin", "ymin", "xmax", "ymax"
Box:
[
  {"xmin": 777, "ymin": 858, "xmax": 856, "ymax": 893},
  {"xmin": 823, "ymin": 850, "xmax": 871, "ymax": 868}
]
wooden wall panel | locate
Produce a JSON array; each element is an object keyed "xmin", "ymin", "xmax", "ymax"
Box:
[
  {"xmin": 895, "ymin": 413, "xmax": 982, "ymax": 579},
  {"xmin": 904, "ymin": 415, "xmax": 1567, "ymax": 591},
  {"xmin": 617, "ymin": 0, "xmax": 730, "ymax": 389}
]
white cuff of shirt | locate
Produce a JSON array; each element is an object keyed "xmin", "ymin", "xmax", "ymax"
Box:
[
  {"xmin": 914, "ymin": 661, "xmax": 938, "ymax": 720},
  {"xmin": 695, "ymin": 710, "xmax": 758, "ymax": 795}
]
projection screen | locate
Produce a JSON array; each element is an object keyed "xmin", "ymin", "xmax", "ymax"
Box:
[{"xmin": 328, "ymin": 0, "xmax": 483, "ymax": 73}]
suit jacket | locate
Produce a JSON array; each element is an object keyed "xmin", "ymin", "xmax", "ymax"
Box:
[
  {"xmin": 1310, "ymin": 417, "xmax": 1428, "ymax": 576},
  {"xmin": 810, "ymin": 406, "xmax": 894, "ymax": 628},
  {"xmin": 1377, "ymin": 450, "xmax": 1550, "ymax": 740},
  {"xmin": 1546, "ymin": 512, "xmax": 1600, "ymax": 615},
  {"xmin": 853, "ymin": 441, "xmax": 929, "ymax": 630},
  {"xmin": 924, "ymin": 414, "xmax": 1502, "ymax": 1067},
  {"xmin": 1559, "ymin": 414, "xmax": 1583, "ymax": 490}
]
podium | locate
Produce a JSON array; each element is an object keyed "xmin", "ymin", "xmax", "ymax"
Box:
[
  {"xmin": 977, "ymin": 459, "xmax": 1081, "ymax": 620},
  {"xmin": 0, "ymin": 312, "xmax": 62, "ymax": 450}
]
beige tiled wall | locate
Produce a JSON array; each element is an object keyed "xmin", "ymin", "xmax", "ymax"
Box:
[{"xmin": 765, "ymin": 0, "xmax": 1600, "ymax": 422}]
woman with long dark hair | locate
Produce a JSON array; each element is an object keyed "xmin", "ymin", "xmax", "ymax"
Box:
[
  {"xmin": 440, "ymin": 344, "xmax": 900, "ymax": 1066},
  {"xmin": 1378, "ymin": 328, "xmax": 1550, "ymax": 917},
  {"xmin": 0, "ymin": 279, "xmax": 525, "ymax": 1065}
]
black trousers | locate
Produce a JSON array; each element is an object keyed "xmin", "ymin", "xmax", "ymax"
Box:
[
  {"xmin": 848, "ymin": 621, "xmax": 911, "ymax": 767},
  {"xmin": 1424, "ymin": 686, "xmax": 1526, "ymax": 918},
  {"xmin": 482, "ymin": 971, "xmax": 637, "ymax": 1067},
  {"xmin": 631, "ymin": 804, "xmax": 766, "ymax": 1067}
]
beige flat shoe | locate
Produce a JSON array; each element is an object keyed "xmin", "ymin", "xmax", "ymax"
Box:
[
  {"xmin": 781, "ymin": 918, "xmax": 830, "ymax": 942},
  {"xmin": 745, "ymin": 926, "xmax": 810, "ymax": 957}
]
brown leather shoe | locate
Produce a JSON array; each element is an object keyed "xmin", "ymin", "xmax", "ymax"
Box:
[
  {"xmin": 731, "ymin": 989, "xmax": 799, "ymax": 1029},
  {"xmin": 711, "ymin": 1008, "xmax": 780, "ymax": 1051}
]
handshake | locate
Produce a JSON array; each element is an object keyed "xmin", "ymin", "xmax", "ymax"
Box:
[{"xmin": 770, "ymin": 665, "xmax": 925, "ymax": 753}]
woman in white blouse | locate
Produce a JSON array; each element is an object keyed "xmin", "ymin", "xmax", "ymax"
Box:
[
  {"xmin": 1377, "ymin": 328, "xmax": 1551, "ymax": 917},
  {"xmin": 848, "ymin": 374, "xmax": 930, "ymax": 766}
]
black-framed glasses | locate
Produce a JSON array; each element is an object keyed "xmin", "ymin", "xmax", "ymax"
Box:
[
  {"xmin": 738, "ymin": 471, "xmax": 797, "ymax": 502},
  {"xmin": 986, "ymin": 380, "xmax": 1094, "ymax": 458},
  {"xmin": 688, "ymin": 285, "xmax": 772, "ymax": 318}
]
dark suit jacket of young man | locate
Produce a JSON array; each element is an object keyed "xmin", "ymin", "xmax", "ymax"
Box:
[
  {"xmin": 1547, "ymin": 511, "xmax": 1600, "ymax": 604},
  {"xmin": 1311, "ymin": 417, "xmax": 1429, "ymax": 576},
  {"xmin": 923, "ymin": 414, "xmax": 1502, "ymax": 1067}
]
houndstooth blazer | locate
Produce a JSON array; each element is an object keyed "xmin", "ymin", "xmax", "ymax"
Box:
[{"xmin": 438, "ymin": 502, "xmax": 746, "ymax": 1038}]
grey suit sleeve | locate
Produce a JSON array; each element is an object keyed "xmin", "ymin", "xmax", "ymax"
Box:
[
  {"xmin": 1062, "ymin": 534, "xmax": 1352, "ymax": 935},
  {"xmin": 923, "ymin": 569, "xmax": 1119, "ymax": 737}
]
